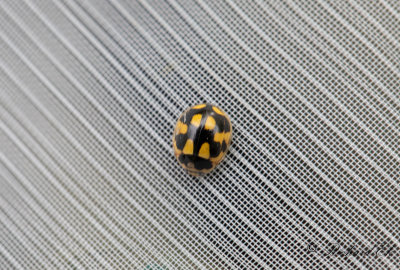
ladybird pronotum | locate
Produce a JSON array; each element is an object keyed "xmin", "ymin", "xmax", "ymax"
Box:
[{"xmin": 173, "ymin": 103, "xmax": 232, "ymax": 176}]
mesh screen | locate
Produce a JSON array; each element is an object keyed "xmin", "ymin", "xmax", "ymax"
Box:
[{"xmin": 0, "ymin": 0, "xmax": 399, "ymax": 269}]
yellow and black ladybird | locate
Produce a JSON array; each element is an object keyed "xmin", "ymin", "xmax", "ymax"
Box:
[{"xmin": 173, "ymin": 103, "xmax": 232, "ymax": 176}]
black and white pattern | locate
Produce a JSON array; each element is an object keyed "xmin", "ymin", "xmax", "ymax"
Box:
[{"xmin": 0, "ymin": 0, "xmax": 399, "ymax": 269}]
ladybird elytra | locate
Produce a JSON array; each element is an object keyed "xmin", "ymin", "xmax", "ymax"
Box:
[{"xmin": 173, "ymin": 103, "xmax": 232, "ymax": 176}]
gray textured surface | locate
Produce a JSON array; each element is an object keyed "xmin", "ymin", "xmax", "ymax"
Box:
[{"xmin": 0, "ymin": 0, "xmax": 399, "ymax": 269}]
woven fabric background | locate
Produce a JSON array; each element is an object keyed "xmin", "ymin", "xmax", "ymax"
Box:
[{"xmin": 0, "ymin": 0, "xmax": 399, "ymax": 269}]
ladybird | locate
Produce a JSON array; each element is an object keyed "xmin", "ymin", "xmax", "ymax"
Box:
[{"xmin": 173, "ymin": 103, "xmax": 232, "ymax": 176}]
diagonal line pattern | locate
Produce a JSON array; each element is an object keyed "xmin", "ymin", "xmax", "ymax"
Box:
[{"xmin": 0, "ymin": 0, "xmax": 399, "ymax": 268}]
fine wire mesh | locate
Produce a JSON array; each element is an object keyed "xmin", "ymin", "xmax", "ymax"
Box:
[{"xmin": 0, "ymin": 0, "xmax": 399, "ymax": 269}]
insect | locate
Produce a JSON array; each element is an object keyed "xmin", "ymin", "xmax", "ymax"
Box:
[{"xmin": 173, "ymin": 103, "xmax": 232, "ymax": 176}]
